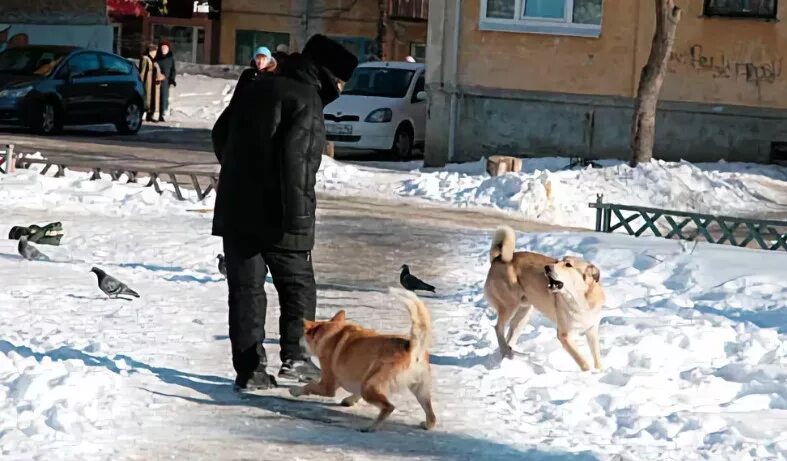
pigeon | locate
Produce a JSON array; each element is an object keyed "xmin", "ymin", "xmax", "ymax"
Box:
[
  {"xmin": 399, "ymin": 264, "xmax": 436, "ymax": 293},
  {"xmin": 217, "ymin": 254, "xmax": 227, "ymax": 276},
  {"xmin": 18, "ymin": 236, "xmax": 50, "ymax": 261},
  {"xmin": 90, "ymin": 267, "xmax": 140, "ymax": 299}
]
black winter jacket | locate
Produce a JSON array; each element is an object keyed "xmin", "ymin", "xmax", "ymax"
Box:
[
  {"xmin": 156, "ymin": 52, "xmax": 176, "ymax": 85},
  {"xmin": 211, "ymin": 54, "xmax": 338, "ymax": 251}
]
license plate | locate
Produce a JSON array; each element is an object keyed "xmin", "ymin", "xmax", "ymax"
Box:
[{"xmin": 326, "ymin": 123, "xmax": 352, "ymax": 135}]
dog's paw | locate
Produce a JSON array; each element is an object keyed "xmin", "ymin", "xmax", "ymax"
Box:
[
  {"xmin": 420, "ymin": 420, "xmax": 436, "ymax": 431},
  {"xmin": 500, "ymin": 347, "xmax": 514, "ymax": 360},
  {"xmin": 359, "ymin": 426, "xmax": 377, "ymax": 433},
  {"xmin": 289, "ymin": 386, "xmax": 306, "ymax": 397},
  {"xmin": 341, "ymin": 396, "xmax": 360, "ymax": 407}
]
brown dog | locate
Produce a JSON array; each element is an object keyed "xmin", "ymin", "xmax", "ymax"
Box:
[
  {"xmin": 289, "ymin": 288, "xmax": 436, "ymax": 432},
  {"xmin": 484, "ymin": 226, "xmax": 606, "ymax": 371}
]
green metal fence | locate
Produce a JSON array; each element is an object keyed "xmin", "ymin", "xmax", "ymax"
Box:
[{"xmin": 589, "ymin": 194, "xmax": 787, "ymax": 251}]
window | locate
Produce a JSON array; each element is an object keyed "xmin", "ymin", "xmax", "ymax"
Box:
[
  {"xmin": 481, "ymin": 0, "xmax": 603, "ymax": 37},
  {"xmin": 152, "ymin": 24, "xmax": 205, "ymax": 63},
  {"xmin": 327, "ymin": 36, "xmax": 373, "ymax": 63},
  {"xmin": 235, "ymin": 30, "xmax": 290, "ymax": 66},
  {"xmin": 100, "ymin": 54, "xmax": 132, "ymax": 76},
  {"xmin": 65, "ymin": 53, "xmax": 101, "ymax": 78},
  {"xmin": 0, "ymin": 47, "xmax": 69, "ymax": 76},
  {"xmin": 411, "ymin": 74, "xmax": 425, "ymax": 102},
  {"xmin": 410, "ymin": 43, "xmax": 426, "ymax": 63},
  {"xmin": 704, "ymin": 0, "xmax": 777, "ymax": 19},
  {"xmin": 342, "ymin": 68, "xmax": 416, "ymax": 98}
]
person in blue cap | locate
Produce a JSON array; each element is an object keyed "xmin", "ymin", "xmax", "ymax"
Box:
[{"xmin": 232, "ymin": 46, "xmax": 278, "ymax": 97}]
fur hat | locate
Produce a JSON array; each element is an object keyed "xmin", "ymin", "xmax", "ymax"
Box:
[{"xmin": 301, "ymin": 34, "xmax": 358, "ymax": 82}]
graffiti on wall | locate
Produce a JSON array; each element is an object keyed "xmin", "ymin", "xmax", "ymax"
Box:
[
  {"xmin": 0, "ymin": 23, "xmax": 112, "ymax": 54},
  {"xmin": 669, "ymin": 44, "xmax": 782, "ymax": 85}
]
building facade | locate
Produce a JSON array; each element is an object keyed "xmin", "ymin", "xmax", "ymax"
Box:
[
  {"xmin": 0, "ymin": 0, "xmax": 112, "ymax": 52},
  {"xmin": 425, "ymin": 0, "xmax": 787, "ymax": 166},
  {"xmin": 219, "ymin": 0, "xmax": 427, "ymax": 66}
]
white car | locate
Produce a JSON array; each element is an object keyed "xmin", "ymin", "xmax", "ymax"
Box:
[{"xmin": 324, "ymin": 61, "xmax": 426, "ymax": 159}]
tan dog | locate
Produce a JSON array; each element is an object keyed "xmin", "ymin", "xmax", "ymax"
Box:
[
  {"xmin": 290, "ymin": 288, "xmax": 436, "ymax": 432},
  {"xmin": 484, "ymin": 226, "xmax": 606, "ymax": 371}
]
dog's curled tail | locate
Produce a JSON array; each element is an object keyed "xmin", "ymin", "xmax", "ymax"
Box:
[
  {"xmin": 490, "ymin": 226, "xmax": 516, "ymax": 263},
  {"xmin": 389, "ymin": 287, "xmax": 432, "ymax": 364}
]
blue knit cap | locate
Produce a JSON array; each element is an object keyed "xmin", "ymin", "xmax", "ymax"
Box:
[{"xmin": 254, "ymin": 46, "xmax": 272, "ymax": 58}]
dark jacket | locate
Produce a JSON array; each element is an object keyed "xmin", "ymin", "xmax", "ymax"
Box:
[
  {"xmin": 211, "ymin": 54, "xmax": 338, "ymax": 251},
  {"xmin": 156, "ymin": 52, "xmax": 176, "ymax": 85}
]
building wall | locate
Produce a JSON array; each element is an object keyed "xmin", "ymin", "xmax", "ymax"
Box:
[
  {"xmin": 0, "ymin": 0, "xmax": 107, "ymax": 25},
  {"xmin": 219, "ymin": 0, "xmax": 428, "ymax": 65},
  {"xmin": 425, "ymin": 0, "xmax": 787, "ymax": 166}
]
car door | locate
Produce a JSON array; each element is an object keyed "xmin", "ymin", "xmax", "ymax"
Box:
[
  {"xmin": 409, "ymin": 72, "xmax": 427, "ymax": 143},
  {"xmin": 59, "ymin": 52, "xmax": 104, "ymax": 123},
  {"xmin": 98, "ymin": 53, "xmax": 135, "ymax": 121}
]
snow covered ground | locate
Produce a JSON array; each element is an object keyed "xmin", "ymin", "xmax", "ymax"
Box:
[
  {"xmin": 1, "ymin": 165, "xmax": 785, "ymax": 460},
  {"xmin": 166, "ymin": 74, "xmax": 787, "ymax": 230}
]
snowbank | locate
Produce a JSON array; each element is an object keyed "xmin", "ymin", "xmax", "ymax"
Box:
[{"xmin": 397, "ymin": 158, "xmax": 787, "ymax": 228}]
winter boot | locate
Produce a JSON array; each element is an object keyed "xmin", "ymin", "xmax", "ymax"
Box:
[
  {"xmin": 278, "ymin": 359, "xmax": 321, "ymax": 383},
  {"xmin": 234, "ymin": 367, "xmax": 277, "ymax": 392}
]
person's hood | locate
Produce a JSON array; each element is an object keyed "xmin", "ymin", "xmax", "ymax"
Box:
[{"xmin": 279, "ymin": 53, "xmax": 341, "ymax": 107}]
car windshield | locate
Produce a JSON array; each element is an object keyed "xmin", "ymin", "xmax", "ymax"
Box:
[
  {"xmin": 342, "ymin": 67, "xmax": 415, "ymax": 98},
  {"xmin": 0, "ymin": 48, "xmax": 69, "ymax": 76}
]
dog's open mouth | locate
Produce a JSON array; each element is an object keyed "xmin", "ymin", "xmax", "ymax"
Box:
[{"xmin": 546, "ymin": 273, "xmax": 564, "ymax": 292}]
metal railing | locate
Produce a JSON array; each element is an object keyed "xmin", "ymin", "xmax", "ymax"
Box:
[{"xmin": 589, "ymin": 194, "xmax": 787, "ymax": 251}]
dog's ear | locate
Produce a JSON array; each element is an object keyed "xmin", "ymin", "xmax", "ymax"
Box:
[
  {"xmin": 331, "ymin": 310, "xmax": 346, "ymax": 322},
  {"xmin": 304, "ymin": 319, "xmax": 316, "ymax": 330},
  {"xmin": 584, "ymin": 264, "xmax": 601, "ymax": 283}
]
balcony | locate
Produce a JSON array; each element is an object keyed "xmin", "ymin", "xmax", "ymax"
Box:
[{"xmin": 388, "ymin": 0, "xmax": 428, "ymax": 22}]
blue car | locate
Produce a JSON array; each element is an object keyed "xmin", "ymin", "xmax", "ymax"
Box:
[{"xmin": 0, "ymin": 45, "xmax": 145, "ymax": 135}]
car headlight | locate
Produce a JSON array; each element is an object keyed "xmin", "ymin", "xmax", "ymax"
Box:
[
  {"xmin": 365, "ymin": 108, "xmax": 392, "ymax": 123},
  {"xmin": 0, "ymin": 85, "xmax": 33, "ymax": 99}
]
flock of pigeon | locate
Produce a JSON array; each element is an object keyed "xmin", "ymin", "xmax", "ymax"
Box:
[
  {"xmin": 17, "ymin": 235, "xmax": 436, "ymax": 301},
  {"xmin": 18, "ymin": 235, "xmax": 140, "ymax": 300}
]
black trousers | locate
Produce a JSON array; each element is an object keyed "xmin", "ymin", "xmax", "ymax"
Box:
[
  {"xmin": 223, "ymin": 236, "xmax": 316, "ymax": 374},
  {"xmin": 159, "ymin": 80, "xmax": 170, "ymax": 114}
]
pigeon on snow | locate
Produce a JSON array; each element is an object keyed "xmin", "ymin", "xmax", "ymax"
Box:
[
  {"xmin": 399, "ymin": 264, "xmax": 436, "ymax": 293},
  {"xmin": 18, "ymin": 236, "xmax": 50, "ymax": 261},
  {"xmin": 217, "ymin": 254, "xmax": 227, "ymax": 276},
  {"xmin": 90, "ymin": 267, "xmax": 140, "ymax": 299}
]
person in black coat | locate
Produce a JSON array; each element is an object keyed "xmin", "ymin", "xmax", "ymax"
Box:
[
  {"xmin": 155, "ymin": 40, "xmax": 176, "ymax": 122},
  {"xmin": 212, "ymin": 35, "xmax": 358, "ymax": 390}
]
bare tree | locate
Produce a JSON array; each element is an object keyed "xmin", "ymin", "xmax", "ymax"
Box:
[
  {"xmin": 630, "ymin": 0, "xmax": 681, "ymax": 167},
  {"xmin": 376, "ymin": 0, "xmax": 390, "ymax": 60}
]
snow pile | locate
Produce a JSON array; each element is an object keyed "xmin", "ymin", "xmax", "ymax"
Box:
[
  {"xmin": 0, "ymin": 341, "xmax": 120, "ymax": 457},
  {"xmin": 398, "ymin": 158, "xmax": 787, "ymax": 228},
  {"xmin": 167, "ymin": 74, "xmax": 235, "ymax": 126},
  {"xmin": 448, "ymin": 232, "xmax": 787, "ymax": 460},
  {"xmin": 0, "ymin": 166, "xmax": 785, "ymax": 459},
  {"xmin": 0, "ymin": 168, "xmax": 208, "ymax": 217}
]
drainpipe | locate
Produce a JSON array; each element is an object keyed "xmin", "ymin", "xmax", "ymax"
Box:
[{"xmin": 446, "ymin": 0, "xmax": 461, "ymax": 163}]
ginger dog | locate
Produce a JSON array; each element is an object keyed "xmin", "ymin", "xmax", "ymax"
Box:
[{"xmin": 290, "ymin": 288, "xmax": 436, "ymax": 432}]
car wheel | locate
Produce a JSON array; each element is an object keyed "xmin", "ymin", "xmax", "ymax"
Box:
[
  {"xmin": 390, "ymin": 125, "xmax": 414, "ymax": 160},
  {"xmin": 115, "ymin": 100, "xmax": 143, "ymax": 135},
  {"xmin": 34, "ymin": 101, "xmax": 62, "ymax": 135}
]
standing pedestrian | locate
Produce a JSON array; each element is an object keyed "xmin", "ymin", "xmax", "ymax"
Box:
[
  {"xmin": 156, "ymin": 40, "xmax": 176, "ymax": 123},
  {"xmin": 139, "ymin": 43, "xmax": 162, "ymax": 122},
  {"xmin": 235, "ymin": 46, "xmax": 277, "ymax": 95},
  {"xmin": 211, "ymin": 35, "xmax": 358, "ymax": 391}
]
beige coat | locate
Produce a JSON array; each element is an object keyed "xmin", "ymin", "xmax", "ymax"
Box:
[{"xmin": 139, "ymin": 54, "xmax": 161, "ymax": 114}]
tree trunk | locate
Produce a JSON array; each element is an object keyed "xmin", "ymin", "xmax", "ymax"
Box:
[
  {"xmin": 630, "ymin": 0, "xmax": 681, "ymax": 167},
  {"xmin": 377, "ymin": 0, "xmax": 388, "ymax": 60}
]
